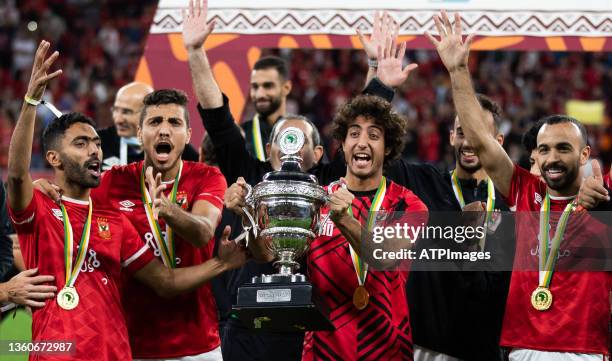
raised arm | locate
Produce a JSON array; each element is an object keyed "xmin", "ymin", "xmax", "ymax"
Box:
[
  {"xmin": 7, "ymin": 41, "xmax": 62, "ymax": 211},
  {"xmin": 134, "ymin": 226, "xmax": 247, "ymax": 298},
  {"xmin": 427, "ymin": 11, "xmax": 514, "ymax": 197},
  {"xmin": 183, "ymin": 0, "xmax": 222, "ymax": 109}
]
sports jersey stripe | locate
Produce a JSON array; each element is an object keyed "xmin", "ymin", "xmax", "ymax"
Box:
[
  {"xmin": 309, "ymin": 234, "xmax": 343, "ymax": 255},
  {"xmin": 357, "ymin": 317, "xmax": 392, "ymax": 352},
  {"xmin": 398, "ymin": 315, "xmax": 409, "ymax": 330},
  {"xmin": 369, "ymin": 297, "xmax": 392, "ymax": 319},
  {"xmin": 309, "ymin": 263, "xmax": 350, "ymax": 301},
  {"xmin": 313, "ymin": 333, "xmax": 343, "ymax": 360},
  {"xmin": 122, "ymin": 244, "xmax": 150, "ymax": 268}
]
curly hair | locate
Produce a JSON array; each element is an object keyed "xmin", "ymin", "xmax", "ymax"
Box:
[{"xmin": 332, "ymin": 95, "xmax": 407, "ymax": 165}]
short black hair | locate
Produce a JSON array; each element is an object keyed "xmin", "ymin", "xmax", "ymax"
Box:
[
  {"xmin": 253, "ymin": 56, "xmax": 289, "ymax": 81},
  {"xmin": 42, "ymin": 112, "xmax": 96, "ymax": 153},
  {"xmin": 476, "ymin": 94, "xmax": 503, "ymax": 131},
  {"xmin": 269, "ymin": 115, "xmax": 322, "ymax": 148},
  {"xmin": 140, "ymin": 89, "xmax": 189, "ymax": 127},
  {"xmin": 332, "ymin": 95, "xmax": 407, "ymax": 165},
  {"xmin": 539, "ymin": 114, "xmax": 588, "ymax": 146},
  {"xmin": 522, "ymin": 119, "xmax": 544, "ymax": 153}
]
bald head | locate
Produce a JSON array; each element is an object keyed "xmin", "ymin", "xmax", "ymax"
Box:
[{"xmin": 112, "ymin": 82, "xmax": 154, "ymax": 137}]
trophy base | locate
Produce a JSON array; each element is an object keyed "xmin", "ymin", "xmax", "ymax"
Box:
[{"xmin": 232, "ymin": 279, "xmax": 334, "ymax": 332}]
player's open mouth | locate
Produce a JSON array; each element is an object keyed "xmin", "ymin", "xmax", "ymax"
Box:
[
  {"xmin": 86, "ymin": 161, "xmax": 101, "ymax": 178},
  {"xmin": 353, "ymin": 153, "xmax": 372, "ymax": 168},
  {"xmin": 154, "ymin": 141, "xmax": 173, "ymax": 162},
  {"xmin": 545, "ymin": 167, "xmax": 566, "ymax": 181},
  {"xmin": 461, "ymin": 149, "xmax": 477, "ymax": 162}
]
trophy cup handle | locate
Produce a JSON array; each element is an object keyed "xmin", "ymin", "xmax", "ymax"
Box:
[
  {"xmin": 317, "ymin": 180, "xmax": 346, "ymax": 235},
  {"xmin": 241, "ymin": 183, "xmax": 258, "ymax": 240}
]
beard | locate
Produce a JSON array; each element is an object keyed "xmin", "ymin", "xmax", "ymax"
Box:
[
  {"xmin": 62, "ymin": 155, "xmax": 100, "ymax": 188},
  {"xmin": 541, "ymin": 161, "xmax": 579, "ymax": 192},
  {"xmin": 455, "ymin": 146, "xmax": 482, "ymax": 174},
  {"xmin": 254, "ymin": 95, "xmax": 282, "ymax": 118}
]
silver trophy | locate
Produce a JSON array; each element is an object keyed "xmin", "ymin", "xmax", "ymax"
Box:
[{"xmin": 232, "ymin": 127, "xmax": 335, "ymax": 331}]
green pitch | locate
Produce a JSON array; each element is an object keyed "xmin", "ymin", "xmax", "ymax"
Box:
[{"xmin": 0, "ymin": 309, "xmax": 31, "ymax": 361}]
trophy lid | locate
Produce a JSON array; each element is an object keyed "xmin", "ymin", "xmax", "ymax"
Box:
[{"xmin": 263, "ymin": 127, "xmax": 318, "ymax": 184}]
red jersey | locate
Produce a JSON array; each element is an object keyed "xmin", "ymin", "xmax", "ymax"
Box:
[
  {"xmin": 501, "ymin": 165, "xmax": 611, "ymax": 353},
  {"xmin": 303, "ymin": 179, "xmax": 428, "ymax": 361},
  {"xmin": 91, "ymin": 161, "xmax": 227, "ymax": 358},
  {"xmin": 8, "ymin": 190, "xmax": 154, "ymax": 361},
  {"xmin": 604, "ymin": 173, "xmax": 611, "ymax": 190}
]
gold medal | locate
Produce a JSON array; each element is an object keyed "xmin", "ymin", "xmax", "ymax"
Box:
[
  {"xmin": 531, "ymin": 286, "xmax": 552, "ymax": 311},
  {"xmin": 57, "ymin": 286, "xmax": 79, "ymax": 310},
  {"xmin": 353, "ymin": 285, "xmax": 370, "ymax": 310}
]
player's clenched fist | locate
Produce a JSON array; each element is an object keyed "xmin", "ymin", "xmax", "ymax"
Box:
[
  {"xmin": 329, "ymin": 183, "xmax": 355, "ymax": 223},
  {"xmin": 224, "ymin": 177, "xmax": 248, "ymax": 216}
]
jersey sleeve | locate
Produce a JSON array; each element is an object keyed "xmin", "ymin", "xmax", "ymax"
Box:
[
  {"xmin": 504, "ymin": 164, "xmax": 536, "ymax": 208},
  {"xmin": 120, "ymin": 215, "xmax": 155, "ymax": 275},
  {"xmin": 193, "ymin": 165, "xmax": 227, "ymax": 211},
  {"xmin": 7, "ymin": 189, "xmax": 42, "ymax": 235}
]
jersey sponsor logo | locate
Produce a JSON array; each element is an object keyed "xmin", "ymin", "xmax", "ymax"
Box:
[
  {"xmin": 97, "ymin": 218, "xmax": 111, "ymax": 239},
  {"xmin": 144, "ymin": 231, "xmax": 182, "ymax": 265},
  {"xmin": 51, "ymin": 208, "xmax": 63, "ymax": 221},
  {"xmin": 534, "ymin": 192, "xmax": 543, "ymax": 205},
  {"xmin": 80, "ymin": 249, "xmax": 101, "ymax": 273},
  {"xmin": 176, "ymin": 191, "xmax": 188, "ymax": 210},
  {"xmin": 119, "ymin": 200, "xmax": 135, "ymax": 212}
]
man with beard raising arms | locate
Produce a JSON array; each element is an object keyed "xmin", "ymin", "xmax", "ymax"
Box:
[
  {"xmin": 428, "ymin": 10, "xmax": 611, "ymax": 360},
  {"xmin": 7, "ymin": 41, "xmax": 247, "ymax": 361}
]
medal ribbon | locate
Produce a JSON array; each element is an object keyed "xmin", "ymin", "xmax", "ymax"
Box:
[
  {"xmin": 451, "ymin": 170, "xmax": 496, "ymax": 246},
  {"xmin": 346, "ymin": 176, "xmax": 387, "ymax": 287},
  {"xmin": 140, "ymin": 161, "xmax": 183, "ymax": 268},
  {"xmin": 538, "ymin": 193, "xmax": 575, "ymax": 289},
  {"xmin": 61, "ymin": 198, "xmax": 93, "ymax": 287},
  {"xmin": 252, "ymin": 114, "xmax": 266, "ymax": 161}
]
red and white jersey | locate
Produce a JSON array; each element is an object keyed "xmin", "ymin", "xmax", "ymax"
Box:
[
  {"xmin": 91, "ymin": 160, "xmax": 227, "ymax": 359},
  {"xmin": 303, "ymin": 179, "xmax": 428, "ymax": 361},
  {"xmin": 501, "ymin": 165, "xmax": 611, "ymax": 354},
  {"xmin": 8, "ymin": 190, "xmax": 154, "ymax": 361}
]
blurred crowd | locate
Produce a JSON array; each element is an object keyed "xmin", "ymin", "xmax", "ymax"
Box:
[
  {"xmin": 0, "ymin": 0, "xmax": 610, "ymax": 174},
  {"xmin": 265, "ymin": 48, "xmax": 612, "ymax": 173},
  {"xmin": 0, "ymin": 0, "xmax": 157, "ymax": 169}
]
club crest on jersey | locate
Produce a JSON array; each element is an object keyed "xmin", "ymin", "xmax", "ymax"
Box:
[
  {"xmin": 97, "ymin": 218, "xmax": 111, "ymax": 239},
  {"xmin": 176, "ymin": 191, "xmax": 189, "ymax": 210}
]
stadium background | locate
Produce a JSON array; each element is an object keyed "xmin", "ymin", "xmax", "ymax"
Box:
[{"xmin": 0, "ymin": 0, "xmax": 610, "ymax": 359}]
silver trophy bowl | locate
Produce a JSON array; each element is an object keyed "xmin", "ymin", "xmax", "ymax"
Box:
[{"xmin": 242, "ymin": 127, "xmax": 334, "ymax": 282}]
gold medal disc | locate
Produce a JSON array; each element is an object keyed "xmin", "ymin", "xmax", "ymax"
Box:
[
  {"xmin": 531, "ymin": 287, "xmax": 552, "ymax": 311},
  {"xmin": 57, "ymin": 286, "xmax": 79, "ymax": 310},
  {"xmin": 353, "ymin": 285, "xmax": 370, "ymax": 310}
]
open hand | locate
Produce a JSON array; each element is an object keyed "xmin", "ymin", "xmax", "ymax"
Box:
[
  {"xmin": 3, "ymin": 268, "xmax": 57, "ymax": 308},
  {"xmin": 217, "ymin": 226, "xmax": 249, "ymax": 270},
  {"xmin": 182, "ymin": 0, "xmax": 215, "ymax": 51},
  {"xmin": 26, "ymin": 41, "xmax": 62, "ymax": 102},
  {"xmin": 425, "ymin": 11, "xmax": 475, "ymax": 73}
]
